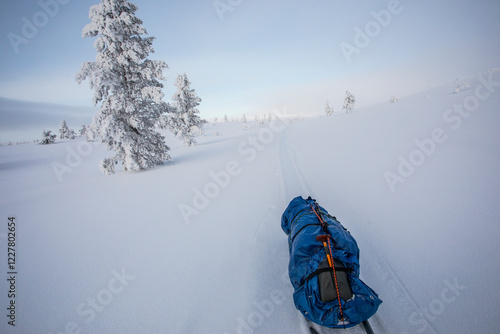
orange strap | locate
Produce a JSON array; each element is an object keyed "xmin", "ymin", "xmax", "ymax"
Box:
[
  {"xmin": 310, "ymin": 204, "xmax": 345, "ymax": 325},
  {"xmin": 327, "ymin": 236, "xmax": 345, "ymax": 325}
]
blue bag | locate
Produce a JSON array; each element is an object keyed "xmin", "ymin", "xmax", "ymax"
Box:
[{"xmin": 281, "ymin": 196, "xmax": 382, "ymax": 328}]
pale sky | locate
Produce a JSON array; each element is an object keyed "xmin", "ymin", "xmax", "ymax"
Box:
[{"xmin": 0, "ymin": 0, "xmax": 499, "ymax": 132}]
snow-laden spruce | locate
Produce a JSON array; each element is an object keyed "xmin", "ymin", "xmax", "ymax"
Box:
[
  {"xmin": 161, "ymin": 73, "xmax": 204, "ymax": 146},
  {"xmin": 325, "ymin": 101, "xmax": 334, "ymax": 116},
  {"xmin": 59, "ymin": 120, "xmax": 76, "ymax": 140},
  {"xmin": 75, "ymin": 0, "xmax": 170, "ymax": 174},
  {"xmin": 343, "ymin": 91, "xmax": 355, "ymax": 113},
  {"xmin": 40, "ymin": 130, "xmax": 56, "ymax": 145},
  {"xmin": 79, "ymin": 125, "xmax": 88, "ymax": 137}
]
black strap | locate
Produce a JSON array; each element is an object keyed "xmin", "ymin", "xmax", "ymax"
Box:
[
  {"xmin": 291, "ymin": 223, "xmax": 321, "ymax": 243},
  {"xmin": 304, "ymin": 266, "xmax": 351, "ymax": 282}
]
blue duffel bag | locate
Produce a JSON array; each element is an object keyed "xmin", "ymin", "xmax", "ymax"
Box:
[{"xmin": 282, "ymin": 196, "xmax": 382, "ymax": 328}]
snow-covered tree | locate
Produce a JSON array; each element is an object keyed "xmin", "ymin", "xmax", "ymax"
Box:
[
  {"xmin": 40, "ymin": 130, "xmax": 56, "ymax": 145},
  {"xmin": 79, "ymin": 125, "xmax": 88, "ymax": 137},
  {"xmin": 79, "ymin": 124, "xmax": 97, "ymax": 142},
  {"xmin": 342, "ymin": 91, "xmax": 355, "ymax": 113},
  {"xmin": 168, "ymin": 73, "xmax": 204, "ymax": 146},
  {"xmin": 59, "ymin": 120, "xmax": 69, "ymax": 138},
  {"xmin": 76, "ymin": 0, "xmax": 171, "ymax": 175},
  {"xmin": 59, "ymin": 120, "xmax": 76, "ymax": 140},
  {"xmin": 390, "ymin": 96, "xmax": 398, "ymax": 103},
  {"xmin": 325, "ymin": 101, "xmax": 334, "ymax": 116},
  {"xmin": 241, "ymin": 114, "xmax": 247, "ymax": 123},
  {"xmin": 224, "ymin": 114, "xmax": 229, "ymax": 122}
]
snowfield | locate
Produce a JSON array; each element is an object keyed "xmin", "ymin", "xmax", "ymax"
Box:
[{"xmin": 1, "ymin": 73, "xmax": 499, "ymax": 334}]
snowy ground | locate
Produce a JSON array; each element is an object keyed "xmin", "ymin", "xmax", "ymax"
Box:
[{"xmin": 1, "ymin": 73, "xmax": 499, "ymax": 334}]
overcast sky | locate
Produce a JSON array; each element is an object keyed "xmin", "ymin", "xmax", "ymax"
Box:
[{"xmin": 0, "ymin": 0, "xmax": 499, "ymax": 123}]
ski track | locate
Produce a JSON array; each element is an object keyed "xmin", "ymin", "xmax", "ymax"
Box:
[
  {"xmin": 277, "ymin": 126, "xmax": 444, "ymax": 334},
  {"xmin": 280, "ymin": 126, "xmax": 446, "ymax": 334},
  {"xmin": 278, "ymin": 129, "xmax": 313, "ymax": 202},
  {"xmin": 278, "ymin": 129, "xmax": 370, "ymax": 334},
  {"xmin": 313, "ymin": 174, "xmax": 440, "ymax": 334}
]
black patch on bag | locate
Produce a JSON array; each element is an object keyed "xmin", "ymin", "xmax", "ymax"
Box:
[{"xmin": 317, "ymin": 259, "xmax": 353, "ymax": 303}]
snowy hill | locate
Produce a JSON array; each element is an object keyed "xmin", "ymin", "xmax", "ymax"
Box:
[{"xmin": 0, "ymin": 72, "xmax": 499, "ymax": 334}]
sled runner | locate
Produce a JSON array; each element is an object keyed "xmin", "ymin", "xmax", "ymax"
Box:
[{"xmin": 282, "ymin": 196, "xmax": 382, "ymax": 329}]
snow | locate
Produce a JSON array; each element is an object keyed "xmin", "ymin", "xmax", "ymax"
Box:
[{"xmin": 1, "ymin": 73, "xmax": 500, "ymax": 333}]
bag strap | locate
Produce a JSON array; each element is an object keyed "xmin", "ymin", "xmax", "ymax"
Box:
[
  {"xmin": 304, "ymin": 266, "xmax": 352, "ymax": 282},
  {"xmin": 310, "ymin": 203, "xmax": 346, "ymax": 327}
]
